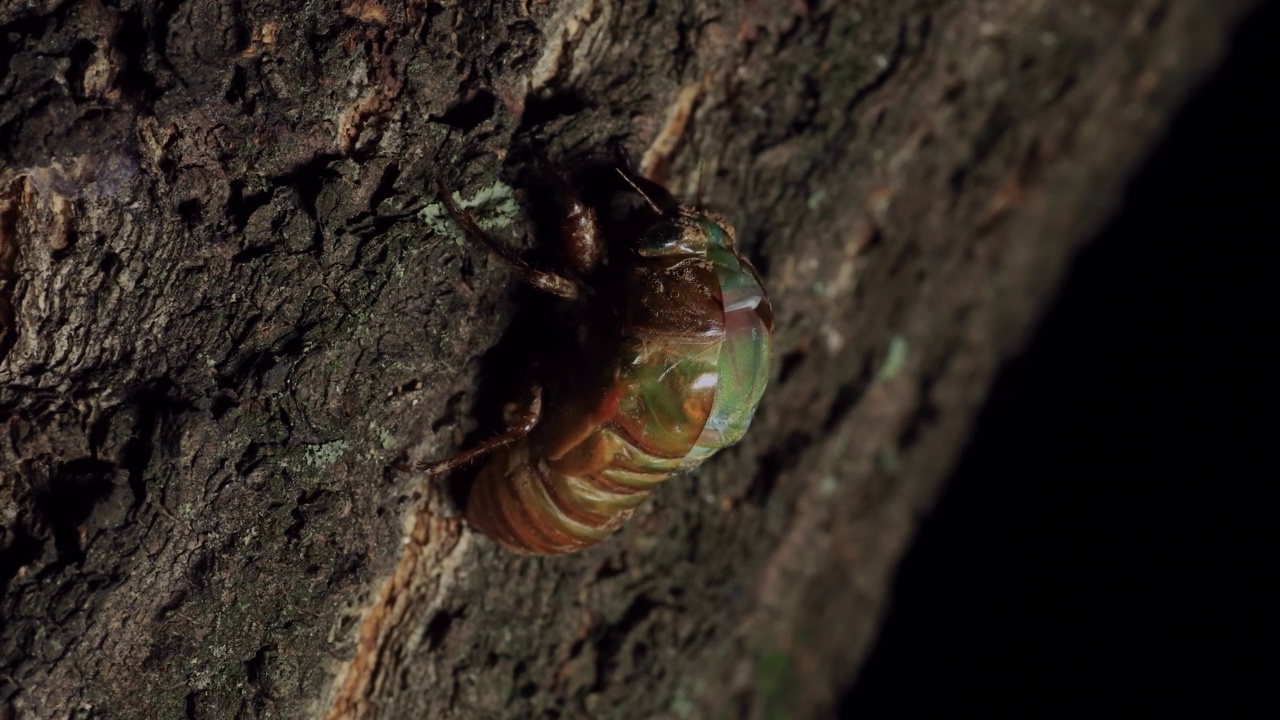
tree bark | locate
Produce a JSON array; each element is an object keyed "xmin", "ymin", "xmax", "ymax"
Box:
[{"xmin": 0, "ymin": 1, "xmax": 1259, "ymax": 718}]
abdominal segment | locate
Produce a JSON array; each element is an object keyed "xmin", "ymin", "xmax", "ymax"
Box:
[{"xmin": 465, "ymin": 441, "xmax": 669, "ymax": 555}]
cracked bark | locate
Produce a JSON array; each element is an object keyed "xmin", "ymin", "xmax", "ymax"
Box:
[{"xmin": 0, "ymin": 1, "xmax": 1260, "ymax": 718}]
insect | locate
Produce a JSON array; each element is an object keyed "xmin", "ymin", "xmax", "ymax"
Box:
[{"xmin": 404, "ymin": 155, "xmax": 773, "ymax": 555}]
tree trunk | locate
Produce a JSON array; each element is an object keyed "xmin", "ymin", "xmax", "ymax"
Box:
[{"xmin": 0, "ymin": 1, "xmax": 1259, "ymax": 718}]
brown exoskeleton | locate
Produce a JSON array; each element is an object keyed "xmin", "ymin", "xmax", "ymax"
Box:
[{"xmin": 403, "ymin": 154, "xmax": 772, "ymax": 555}]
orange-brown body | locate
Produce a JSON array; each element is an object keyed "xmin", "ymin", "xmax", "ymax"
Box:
[{"xmin": 415, "ymin": 165, "xmax": 772, "ymax": 555}]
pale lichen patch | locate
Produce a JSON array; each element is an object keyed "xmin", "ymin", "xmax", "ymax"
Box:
[{"xmin": 419, "ymin": 181, "xmax": 520, "ymax": 246}]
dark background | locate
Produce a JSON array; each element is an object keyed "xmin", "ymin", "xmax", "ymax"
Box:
[{"xmin": 841, "ymin": 1, "xmax": 1274, "ymax": 716}]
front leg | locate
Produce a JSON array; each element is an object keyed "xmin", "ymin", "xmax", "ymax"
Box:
[
  {"xmin": 541, "ymin": 164, "xmax": 603, "ymax": 276},
  {"xmin": 436, "ymin": 187, "xmax": 580, "ymax": 299},
  {"xmin": 395, "ymin": 386, "xmax": 543, "ymax": 476}
]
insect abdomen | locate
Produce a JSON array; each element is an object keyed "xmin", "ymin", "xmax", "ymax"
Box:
[
  {"xmin": 464, "ymin": 435, "xmax": 674, "ymax": 555},
  {"xmin": 465, "ymin": 330, "xmax": 720, "ymax": 554}
]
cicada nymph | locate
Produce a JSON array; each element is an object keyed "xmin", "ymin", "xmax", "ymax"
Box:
[{"xmin": 404, "ymin": 156, "xmax": 772, "ymax": 555}]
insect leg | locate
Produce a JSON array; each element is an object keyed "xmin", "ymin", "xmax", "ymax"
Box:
[
  {"xmin": 396, "ymin": 386, "xmax": 543, "ymax": 476},
  {"xmin": 536, "ymin": 161, "xmax": 603, "ymax": 275},
  {"xmin": 436, "ymin": 187, "xmax": 580, "ymax": 299}
]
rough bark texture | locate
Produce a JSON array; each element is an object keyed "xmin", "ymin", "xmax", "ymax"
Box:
[{"xmin": 0, "ymin": 1, "xmax": 1258, "ymax": 719}]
